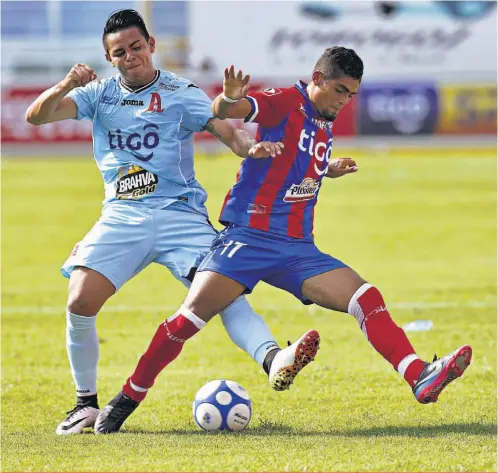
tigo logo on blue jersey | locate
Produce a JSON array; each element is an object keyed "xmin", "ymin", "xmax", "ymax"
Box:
[{"xmin": 108, "ymin": 124, "xmax": 160, "ymax": 162}]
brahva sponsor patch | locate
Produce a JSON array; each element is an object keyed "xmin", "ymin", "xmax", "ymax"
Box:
[{"xmin": 116, "ymin": 164, "xmax": 158, "ymax": 200}]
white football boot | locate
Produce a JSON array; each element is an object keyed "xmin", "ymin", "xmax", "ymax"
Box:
[
  {"xmin": 268, "ymin": 329, "xmax": 320, "ymax": 391},
  {"xmin": 56, "ymin": 403, "xmax": 100, "ymax": 435}
]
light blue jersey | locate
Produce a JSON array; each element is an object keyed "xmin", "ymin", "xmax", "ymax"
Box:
[
  {"xmin": 62, "ymin": 68, "xmax": 218, "ymax": 288},
  {"xmin": 60, "ymin": 67, "xmax": 278, "ymax": 398},
  {"xmin": 68, "ymin": 69, "xmax": 213, "ymax": 213}
]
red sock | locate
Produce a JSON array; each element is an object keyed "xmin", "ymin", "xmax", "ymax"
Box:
[
  {"xmin": 348, "ymin": 284, "xmax": 425, "ymax": 387},
  {"xmin": 123, "ymin": 306, "xmax": 205, "ymax": 402}
]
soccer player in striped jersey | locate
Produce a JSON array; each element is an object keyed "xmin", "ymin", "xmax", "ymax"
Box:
[{"xmin": 95, "ymin": 47, "xmax": 472, "ymax": 434}]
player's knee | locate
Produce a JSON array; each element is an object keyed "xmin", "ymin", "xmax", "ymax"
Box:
[
  {"xmin": 347, "ymin": 283, "xmax": 386, "ymax": 321},
  {"xmin": 183, "ymin": 287, "xmax": 229, "ymax": 321},
  {"xmin": 184, "ymin": 271, "xmax": 243, "ymax": 321},
  {"xmin": 66, "ymin": 292, "xmax": 101, "ymax": 317},
  {"xmin": 182, "ymin": 299, "xmax": 216, "ymax": 322},
  {"xmin": 67, "ymin": 267, "xmax": 115, "ymax": 316}
]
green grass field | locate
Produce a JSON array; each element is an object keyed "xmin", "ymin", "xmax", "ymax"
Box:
[{"xmin": 2, "ymin": 151, "xmax": 496, "ymax": 472}]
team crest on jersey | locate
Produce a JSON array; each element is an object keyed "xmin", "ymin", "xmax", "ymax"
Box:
[
  {"xmin": 116, "ymin": 164, "xmax": 158, "ymax": 200},
  {"xmin": 283, "ymin": 178, "xmax": 319, "ymax": 202},
  {"xmin": 262, "ymin": 88, "xmax": 282, "ymax": 96},
  {"xmin": 147, "ymin": 92, "xmax": 165, "ymax": 113}
]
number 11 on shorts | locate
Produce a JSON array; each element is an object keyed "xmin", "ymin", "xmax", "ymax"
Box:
[{"xmin": 220, "ymin": 240, "xmax": 247, "ymax": 258}]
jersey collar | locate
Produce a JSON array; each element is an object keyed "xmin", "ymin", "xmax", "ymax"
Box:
[
  {"xmin": 294, "ymin": 80, "xmax": 335, "ymax": 135},
  {"xmin": 119, "ymin": 69, "xmax": 160, "ymax": 94},
  {"xmin": 294, "ymin": 80, "xmax": 320, "ymax": 119}
]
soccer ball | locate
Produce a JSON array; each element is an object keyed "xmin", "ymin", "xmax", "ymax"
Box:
[{"xmin": 193, "ymin": 380, "xmax": 252, "ymax": 431}]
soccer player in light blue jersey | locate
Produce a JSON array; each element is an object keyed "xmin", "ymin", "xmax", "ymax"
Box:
[{"xmin": 26, "ymin": 9, "xmax": 315, "ymax": 435}]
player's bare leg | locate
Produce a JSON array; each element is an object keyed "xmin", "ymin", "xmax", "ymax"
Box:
[
  {"xmin": 299, "ymin": 267, "xmax": 472, "ymax": 403},
  {"xmin": 94, "ymin": 271, "xmax": 245, "ymax": 433},
  {"xmin": 94, "ymin": 271, "xmax": 318, "ymax": 433},
  {"xmin": 188, "ymin": 276, "xmax": 321, "ymax": 392},
  {"xmin": 183, "ymin": 271, "xmax": 247, "ymax": 320},
  {"xmin": 183, "ymin": 273, "xmax": 319, "ymax": 393},
  {"xmin": 67, "ymin": 267, "xmax": 116, "ymax": 316},
  {"xmin": 56, "ymin": 267, "xmax": 115, "ymax": 435}
]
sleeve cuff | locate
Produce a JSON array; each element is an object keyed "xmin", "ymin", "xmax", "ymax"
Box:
[{"xmin": 244, "ymin": 96, "xmax": 259, "ymax": 123}]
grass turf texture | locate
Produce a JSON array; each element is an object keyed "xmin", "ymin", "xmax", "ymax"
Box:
[{"xmin": 2, "ymin": 151, "xmax": 496, "ymax": 472}]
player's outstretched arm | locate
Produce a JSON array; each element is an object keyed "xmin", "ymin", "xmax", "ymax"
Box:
[
  {"xmin": 325, "ymin": 157, "xmax": 359, "ymax": 178},
  {"xmin": 205, "ymin": 118, "xmax": 283, "ymax": 158},
  {"xmin": 25, "ymin": 63, "xmax": 97, "ymax": 125},
  {"xmin": 212, "ymin": 65, "xmax": 252, "ymax": 120}
]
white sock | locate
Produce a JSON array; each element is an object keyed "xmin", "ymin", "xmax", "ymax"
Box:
[{"xmin": 66, "ymin": 311, "xmax": 99, "ymax": 396}]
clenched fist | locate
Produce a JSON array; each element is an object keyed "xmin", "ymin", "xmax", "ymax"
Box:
[{"xmin": 63, "ymin": 63, "xmax": 97, "ymax": 90}]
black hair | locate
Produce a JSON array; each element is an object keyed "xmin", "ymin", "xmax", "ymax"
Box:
[
  {"xmin": 103, "ymin": 9, "xmax": 150, "ymax": 49},
  {"xmin": 313, "ymin": 46, "xmax": 364, "ymax": 81}
]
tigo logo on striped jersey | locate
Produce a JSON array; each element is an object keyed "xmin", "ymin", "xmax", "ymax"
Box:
[{"xmin": 298, "ymin": 130, "xmax": 333, "ymax": 175}]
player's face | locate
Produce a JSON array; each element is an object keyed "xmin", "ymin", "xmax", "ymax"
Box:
[
  {"xmin": 105, "ymin": 27, "xmax": 156, "ymax": 85},
  {"xmin": 312, "ymin": 74, "xmax": 360, "ymax": 121}
]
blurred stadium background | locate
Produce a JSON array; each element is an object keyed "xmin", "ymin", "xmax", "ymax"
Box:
[
  {"xmin": 1, "ymin": 0, "xmax": 496, "ymax": 154},
  {"xmin": 1, "ymin": 2, "xmax": 497, "ymax": 472}
]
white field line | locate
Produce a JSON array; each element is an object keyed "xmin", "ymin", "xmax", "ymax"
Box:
[{"xmin": 1, "ymin": 301, "xmax": 496, "ymax": 315}]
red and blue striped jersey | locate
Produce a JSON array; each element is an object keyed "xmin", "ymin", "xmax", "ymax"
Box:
[{"xmin": 219, "ymin": 81, "xmax": 334, "ymax": 239}]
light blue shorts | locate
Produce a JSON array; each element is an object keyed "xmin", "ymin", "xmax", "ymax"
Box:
[{"xmin": 61, "ymin": 201, "xmax": 217, "ymax": 290}]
